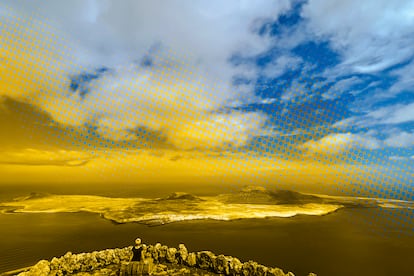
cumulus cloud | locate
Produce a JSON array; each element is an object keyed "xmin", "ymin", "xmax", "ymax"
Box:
[
  {"xmin": 168, "ymin": 111, "xmax": 267, "ymax": 150},
  {"xmin": 384, "ymin": 131, "xmax": 414, "ymax": 148},
  {"xmin": 327, "ymin": 127, "xmax": 414, "ymax": 149},
  {"xmin": 0, "ymin": 149, "xmax": 92, "ymax": 166},
  {"xmin": 301, "ymin": 132, "xmax": 382, "ymax": 156},
  {"xmin": 367, "ymin": 103, "xmax": 414, "ymax": 125},
  {"xmin": 302, "ymin": 0, "xmax": 414, "ymax": 74},
  {"xmin": 0, "ymin": 0, "xmax": 293, "ymax": 150},
  {"xmin": 334, "ymin": 102, "xmax": 414, "ymax": 128}
]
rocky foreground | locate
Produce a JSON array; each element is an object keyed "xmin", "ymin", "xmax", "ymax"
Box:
[{"xmin": 9, "ymin": 241, "xmax": 317, "ymax": 276}]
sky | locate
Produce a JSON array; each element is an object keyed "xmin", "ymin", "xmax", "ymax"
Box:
[{"xmin": 0, "ymin": 0, "xmax": 413, "ymax": 199}]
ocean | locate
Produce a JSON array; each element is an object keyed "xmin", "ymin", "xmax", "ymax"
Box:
[{"xmin": 0, "ymin": 184, "xmax": 413, "ymax": 276}]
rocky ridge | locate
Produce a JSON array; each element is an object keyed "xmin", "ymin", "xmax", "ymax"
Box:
[{"xmin": 11, "ymin": 241, "xmax": 317, "ymax": 276}]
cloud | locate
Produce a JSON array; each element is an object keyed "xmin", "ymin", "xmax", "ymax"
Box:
[
  {"xmin": 327, "ymin": 127, "xmax": 414, "ymax": 149},
  {"xmin": 302, "ymin": 0, "xmax": 414, "ymax": 74},
  {"xmin": 168, "ymin": 111, "xmax": 267, "ymax": 150},
  {"xmin": 301, "ymin": 132, "xmax": 382, "ymax": 156},
  {"xmin": 334, "ymin": 102, "xmax": 414, "ymax": 128},
  {"xmin": 0, "ymin": 0, "xmax": 293, "ymax": 150},
  {"xmin": 0, "ymin": 149, "xmax": 92, "ymax": 166},
  {"xmin": 349, "ymin": 81, "xmax": 382, "ymax": 97},
  {"xmin": 384, "ymin": 131, "xmax": 414, "ymax": 148},
  {"xmin": 322, "ymin": 76, "xmax": 363, "ymax": 100},
  {"xmin": 262, "ymin": 54, "xmax": 302, "ymax": 79},
  {"xmin": 259, "ymin": 98, "xmax": 278, "ymax": 104},
  {"xmin": 390, "ymin": 60, "xmax": 414, "ymax": 95},
  {"xmin": 363, "ymin": 103, "xmax": 414, "ymax": 125},
  {"xmin": 389, "ymin": 156, "xmax": 413, "ymax": 161},
  {"xmin": 281, "ymin": 80, "xmax": 315, "ymax": 103}
]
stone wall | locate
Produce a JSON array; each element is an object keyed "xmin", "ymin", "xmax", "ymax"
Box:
[{"xmin": 17, "ymin": 241, "xmax": 317, "ymax": 276}]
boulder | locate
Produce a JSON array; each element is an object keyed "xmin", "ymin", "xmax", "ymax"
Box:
[
  {"xmin": 228, "ymin": 257, "xmax": 243, "ymax": 275},
  {"xmin": 177, "ymin": 244, "xmax": 189, "ymax": 263},
  {"xmin": 158, "ymin": 245, "xmax": 169, "ymax": 262},
  {"xmin": 196, "ymin": 251, "xmax": 216, "ymax": 270},
  {"xmin": 185, "ymin": 252, "xmax": 197, "ymax": 267},
  {"xmin": 19, "ymin": 260, "xmax": 50, "ymax": 276},
  {"xmin": 256, "ymin": 264, "xmax": 269, "ymax": 275},
  {"xmin": 166, "ymin": 247, "xmax": 178, "ymax": 263},
  {"xmin": 267, "ymin": 267, "xmax": 287, "ymax": 276},
  {"xmin": 242, "ymin": 260, "xmax": 260, "ymax": 275},
  {"xmin": 152, "ymin": 243, "xmax": 162, "ymax": 262},
  {"xmin": 213, "ymin": 254, "xmax": 230, "ymax": 274}
]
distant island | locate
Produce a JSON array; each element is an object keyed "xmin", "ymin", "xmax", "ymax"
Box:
[{"xmin": 1, "ymin": 186, "xmax": 410, "ymax": 226}]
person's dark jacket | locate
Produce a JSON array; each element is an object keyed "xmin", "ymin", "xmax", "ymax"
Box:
[{"xmin": 131, "ymin": 245, "xmax": 143, "ymax": 261}]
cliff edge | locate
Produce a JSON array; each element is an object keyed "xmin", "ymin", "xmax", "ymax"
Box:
[{"xmin": 5, "ymin": 240, "xmax": 317, "ymax": 276}]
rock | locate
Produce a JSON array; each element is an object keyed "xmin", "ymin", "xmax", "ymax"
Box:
[
  {"xmin": 177, "ymin": 267, "xmax": 191, "ymax": 274},
  {"xmin": 142, "ymin": 259, "xmax": 155, "ymax": 275},
  {"xmin": 178, "ymin": 244, "xmax": 189, "ymax": 263},
  {"xmin": 228, "ymin": 257, "xmax": 243, "ymax": 275},
  {"xmin": 19, "ymin": 260, "xmax": 50, "ymax": 276},
  {"xmin": 185, "ymin": 252, "xmax": 197, "ymax": 267},
  {"xmin": 256, "ymin": 264, "xmax": 269, "ymax": 275},
  {"xmin": 152, "ymin": 243, "xmax": 162, "ymax": 262},
  {"xmin": 242, "ymin": 260, "xmax": 260, "ymax": 275},
  {"xmin": 49, "ymin": 257, "xmax": 60, "ymax": 271},
  {"xmin": 213, "ymin": 254, "xmax": 229, "ymax": 274},
  {"xmin": 24, "ymin": 248, "xmax": 132, "ymax": 276},
  {"xmin": 166, "ymin": 247, "xmax": 178, "ymax": 263},
  {"xmin": 267, "ymin": 267, "xmax": 287, "ymax": 276},
  {"xmin": 143, "ymin": 244, "xmax": 154, "ymax": 260},
  {"xmin": 158, "ymin": 245, "xmax": 169, "ymax": 262},
  {"xmin": 155, "ymin": 264, "xmax": 167, "ymax": 271},
  {"xmin": 16, "ymin": 242, "xmax": 311, "ymax": 276},
  {"xmin": 196, "ymin": 251, "xmax": 216, "ymax": 270},
  {"xmin": 153, "ymin": 271, "xmax": 168, "ymax": 275},
  {"xmin": 153, "ymin": 271, "xmax": 168, "ymax": 276}
]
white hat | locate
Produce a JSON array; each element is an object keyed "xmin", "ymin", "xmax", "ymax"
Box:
[{"xmin": 135, "ymin": 238, "xmax": 142, "ymax": 245}]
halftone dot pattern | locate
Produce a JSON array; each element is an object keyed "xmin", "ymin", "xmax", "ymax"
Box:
[{"xmin": 0, "ymin": 7, "xmax": 413, "ymax": 235}]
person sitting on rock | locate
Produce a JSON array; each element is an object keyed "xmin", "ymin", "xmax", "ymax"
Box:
[{"xmin": 130, "ymin": 238, "xmax": 144, "ymax": 262}]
